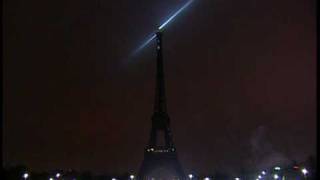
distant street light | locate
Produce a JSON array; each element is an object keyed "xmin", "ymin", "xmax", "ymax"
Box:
[
  {"xmin": 204, "ymin": 177, "xmax": 210, "ymax": 180},
  {"xmin": 112, "ymin": 178, "xmax": 117, "ymax": 180},
  {"xmin": 129, "ymin": 175, "xmax": 135, "ymax": 180},
  {"xmin": 235, "ymin": 177, "xmax": 240, "ymax": 180},
  {"xmin": 23, "ymin": 173, "xmax": 29, "ymax": 179},
  {"xmin": 301, "ymin": 168, "xmax": 308, "ymax": 175},
  {"xmin": 258, "ymin": 175, "xmax": 262, "ymax": 179},
  {"xmin": 56, "ymin": 173, "xmax": 61, "ymax": 178},
  {"xmin": 188, "ymin": 174, "xmax": 194, "ymax": 179},
  {"xmin": 49, "ymin": 178, "xmax": 54, "ymax": 180},
  {"xmin": 261, "ymin": 171, "xmax": 266, "ymax": 175},
  {"xmin": 274, "ymin": 167, "xmax": 281, "ymax": 171},
  {"xmin": 301, "ymin": 168, "xmax": 308, "ymax": 178},
  {"xmin": 273, "ymin": 174, "xmax": 279, "ymax": 179}
]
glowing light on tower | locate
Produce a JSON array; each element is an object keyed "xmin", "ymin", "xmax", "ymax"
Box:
[{"xmin": 133, "ymin": 0, "xmax": 195, "ymax": 55}]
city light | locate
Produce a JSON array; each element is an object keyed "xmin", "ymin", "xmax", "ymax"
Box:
[
  {"xmin": 4, "ymin": 164, "xmax": 315, "ymax": 180},
  {"xmin": 23, "ymin": 173, "xmax": 29, "ymax": 179},
  {"xmin": 274, "ymin": 166, "xmax": 281, "ymax": 170},
  {"xmin": 56, "ymin": 173, "xmax": 61, "ymax": 178},
  {"xmin": 301, "ymin": 168, "xmax": 308, "ymax": 175}
]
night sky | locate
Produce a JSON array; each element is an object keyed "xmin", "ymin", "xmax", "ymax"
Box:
[{"xmin": 4, "ymin": 0, "xmax": 316, "ymax": 175}]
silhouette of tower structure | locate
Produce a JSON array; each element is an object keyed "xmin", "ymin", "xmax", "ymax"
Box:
[{"xmin": 138, "ymin": 32, "xmax": 185, "ymax": 180}]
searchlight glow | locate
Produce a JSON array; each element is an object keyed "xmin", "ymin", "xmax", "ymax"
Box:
[
  {"xmin": 158, "ymin": 0, "xmax": 194, "ymax": 30},
  {"xmin": 133, "ymin": 0, "xmax": 194, "ymax": 55},
  {"xmin": 134, "ymin": 34, "xmax": 156, "ymax": 54}
]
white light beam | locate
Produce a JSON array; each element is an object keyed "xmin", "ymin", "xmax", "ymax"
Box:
[
  {"xmin": 158, "ymin": 0, "xmax": 194, "ymax": 30},
  {"xmin": 133, "ymin": 0, "xmax": 194, "ymax": 55}
]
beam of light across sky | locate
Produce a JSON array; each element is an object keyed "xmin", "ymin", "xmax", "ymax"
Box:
[
  {"xmin": 158, "ymin": 0, "xmax": 194, "ymax": 30},
  {"xmin": 133, "ymin": 34, "xmax": 156, "ymax": 55},
  {"xmin": 132, "ymin": 0, "xmax": 194, "ymax": 56}
]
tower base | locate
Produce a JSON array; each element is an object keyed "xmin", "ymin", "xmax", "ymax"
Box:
[{"xmin": 138, "ymin": 148, "xmax": 185, "ymax": 180}]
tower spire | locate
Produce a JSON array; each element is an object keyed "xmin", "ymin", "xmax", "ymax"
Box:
[
  {"xmin": 148, "ymin": 31, "xmax": 173, "ymax": 148},
  {"xmin": 154, "ymin": 31, "xmax": 167, "ymax": 113}
]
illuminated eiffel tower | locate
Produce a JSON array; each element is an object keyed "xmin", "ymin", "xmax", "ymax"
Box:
[{"xmin": 138, "ymin": 32, "xmax": 185, "ymax": 180}]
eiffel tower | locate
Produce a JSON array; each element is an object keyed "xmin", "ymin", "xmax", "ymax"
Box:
[{"xmin": 138, "ymin": 32, "xmax": 185, "ymax": 180}]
